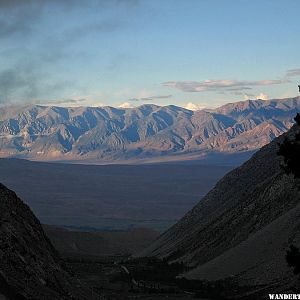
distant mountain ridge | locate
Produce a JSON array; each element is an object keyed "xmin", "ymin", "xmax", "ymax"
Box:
[{"xmin": 0, "ymin": 97, "xmax": 299, "ymax": 163}]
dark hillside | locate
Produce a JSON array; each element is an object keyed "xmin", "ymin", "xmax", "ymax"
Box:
[
  {"xmin": 0, "ymin": 184, "xmax": 100, "ymax": 300},
  {"xmin": 139, "ymin": 123, "xmax": 300, "ymax": 297}
]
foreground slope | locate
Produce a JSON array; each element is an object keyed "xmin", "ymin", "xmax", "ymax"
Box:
[
  {"xmin": 0, "ymin": 97, "xmax": 299, "ymax": 163},
  {"xmin": 139, "ymin": 123, "xmax": 300, "ymax": 292},
  {"xmin": 0, "ymin": 184, "xmax": 98, "ymax": 300}
]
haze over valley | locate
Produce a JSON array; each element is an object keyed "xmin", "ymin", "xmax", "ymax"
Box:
[{"xmin": 0, "ymin": 158, "xmax": 231, "ymax": 231}]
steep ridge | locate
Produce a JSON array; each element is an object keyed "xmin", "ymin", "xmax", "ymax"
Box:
[
  {"xmin": 0, "ymin": 183, "xmax": 98, "ymax": 300},
  {"xmin": 0, "ymin": 97, "xmax": 299, "ymax": 163},
  {"xmin": 138, "ymin": 123, "xmax": 300, "ymax": 293}
]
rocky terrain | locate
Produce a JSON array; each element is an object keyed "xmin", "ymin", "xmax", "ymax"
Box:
[
  {"xmin": 139, "ymin": 123, "xmax": 300, "ymax": 297},
  {"xmin": 0, "ymin": 97, "xmax": 299, "ymax": 164},
  {"xmin": 0, "ymin": 183, "xmax": 100, "ymax": 300}
]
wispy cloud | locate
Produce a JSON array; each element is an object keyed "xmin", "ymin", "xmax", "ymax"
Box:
[
  {"xmin": 118, "ymin": 102, "xmax": 134, "ymax": 108},
  {"xmin": 34, "ymin": 98, "xmax": 87, "ymax": 105},
  {"xmin": 0, "ymin": 0, "xmax": 140, "ymax": 104},
  {"xmin": 0, "ymin": 64, "xmax": 40, "ymax": 103},
  {"xmin": 0, "ymin": 0, "xmax": 139, "ymax": 39},
  {"xmin": 255, "ymin": 92, "xmax": 269, "ymax": 100},
  {"xmin": 242, "ymin": 92, "xmax": 269, "ymax": 101},
  {"xmin": 162, "ymin": 79, "xmax": 289, "ymax": 93},
  {"xmin": 232, "ymin": 91, "xmax": 254, "ymax": 97},
  {"xmin": 128, "ymin": 95, "xmax": 172, "ymax": 102},
  {"xmin": 185, "ymin": 102, "xmax": 206, "ymax": 111},
  {"xmin": 0, "ymin": 59, "xmax": 75, "ymax": 103},
  {"xmin": 286, "ymin": 68, "xmax": 300, "ymax": 77}
]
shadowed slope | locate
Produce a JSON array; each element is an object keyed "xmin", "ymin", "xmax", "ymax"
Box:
[
  {"xmin": 0, "ymin": 184, "xmax": 100, "ymax": 300},
  {"xmin": 138, "ymin": 124, "xmax": 300, "ymax": 294}
]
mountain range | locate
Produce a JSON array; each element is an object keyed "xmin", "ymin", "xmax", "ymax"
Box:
[
  {"xmin": 1, "ymin": 102, "xmax": 300, "ymax": 299},
  {"xmin": 138, "ymin": 122, "xmax": 300, "ymax": 297},
  {"xmin": 0, "ymin": 96, "xmax": 299, "ymax": 164}
]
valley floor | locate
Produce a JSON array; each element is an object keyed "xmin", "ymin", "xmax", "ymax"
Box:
[
  {"xmin": 63, "ymin": 254, "xmax": 201, "ymax": 300},
  {"xmin": 0, "ymin": 158, "xmax": 232, "ymax": 231}
]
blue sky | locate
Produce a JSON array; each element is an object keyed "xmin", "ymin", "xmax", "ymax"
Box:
[{"xmin": 1, "ymin": 0, "xmax": 300, "ymax": 109}]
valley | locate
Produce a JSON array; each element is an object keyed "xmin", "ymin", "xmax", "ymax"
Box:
[
  {"xmin": 0, "ymin": 99, "xmax": 299, "ymax": 299},
  {"xmin": 0, "ymin": 158, "xmax": 232, "ymax": 231},
  {"xmin": 1, "ymin": 1, "xmax": 299, "ymax": 298},
  {"xmin": 1, "ymin": 118, "xmax": 299, "ymax": 299}
]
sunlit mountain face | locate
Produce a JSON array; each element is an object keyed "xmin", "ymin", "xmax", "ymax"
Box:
[{"xmin": 0, "ymin": 97, "xmax": 299, "ymax": 164}]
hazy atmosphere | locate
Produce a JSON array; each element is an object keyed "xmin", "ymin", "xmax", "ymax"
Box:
[
  {"xmin": 1, "ymin": 0, "xmax": 300, "ymax": 109},
  {"xmin": 1, "ymin": 1, "xmax": 300, "ymax": 299}
]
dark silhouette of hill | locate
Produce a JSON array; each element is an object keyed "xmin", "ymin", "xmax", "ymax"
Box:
[{"xmin": 0, "ymin": 183, "xmax": 100, "ymax": 299}]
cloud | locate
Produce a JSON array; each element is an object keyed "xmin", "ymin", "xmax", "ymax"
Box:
[
  {"xmin": 0, "ymin": 0, "xmax": 137, "ymax": 48},
  {"xmin": 286, "ymin": 68, "xmax": 300, "ymax": 77},
  {"xmin": 0, "ymin": 0, "xmax": 66, "ymax": 8},
  {"xmin": 162, "ymin": 79, "xmax": 289, "ymax": 93},
  {"xmin": 242, "ymin": 92, "xmax": 269, "ymax": 101},
  {"xmin": 243, "ymin": 93, "xmax": 254, "ymax": 100},
  {"xmin": 118, "ymin": 102, "xmax": 134, "ymax": 108},
  {"xmin": 128, "ymin": 95, "xmax": 172, "ymax": 102},
  {"xmin": 233, "ymin": 91, "xmax": 254, "ymax": 96},
  {"xmin": 0, "ymin": 0, "xmax": 141, "ymax": 104},
  {"xmin": 0, "ymin": 3, "xmax": 40, "ymax": 38},
  {"xmin": 0, "ymin": 0, "xmax": 139, "ymax": 10},
  {"xmin": 185, "ymin": 102, "xmax": 206, "ymax": 111},
  {"xmin": 34, "ymin": 98, "xmax": 87, "ymax": 105},
  {"xmin": 0, "ymin": 65, "xmax": 40, "ymax": 103},
  {"xmin": 255, "ymin": 93, "xmax": 269, "ymax": 100},
  {"xmin": 0, "ymin": 60, "xmax": 75, "ymax": 103},
  {"xmin": 0, "ymin": 0, "xmax": 139, "ymax": 39}
]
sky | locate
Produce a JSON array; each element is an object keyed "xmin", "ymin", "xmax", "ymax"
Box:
[{"xmin": 1, "ymin": 0, "xmax": 300, "ymax": 109}]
